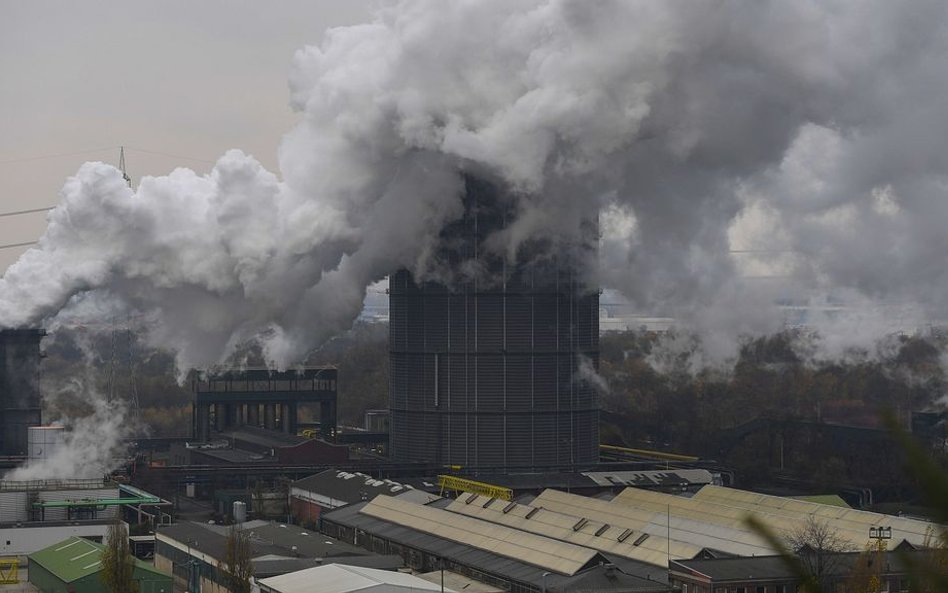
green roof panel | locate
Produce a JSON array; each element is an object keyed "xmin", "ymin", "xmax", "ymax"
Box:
[{"xmin": 28, "ymin": 537, "xmax": 105, "ymax": 583}]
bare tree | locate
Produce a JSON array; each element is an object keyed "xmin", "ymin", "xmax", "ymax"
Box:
[
  {"xmin": 783, "ymin": 515, "xmax": 854, "ymax": 588},
  {"xmin": 100, "ymin": 520, "xmax": 138, "ymax": 593},
  {"xmin": 219, "ymin": 525, "xmax": 253, "ymax": 593}
]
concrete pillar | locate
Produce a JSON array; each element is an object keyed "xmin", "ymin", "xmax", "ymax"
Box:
[
  {"xmin": 194, "ymin": 404, "xmax": 211, "ymax": 441},
  {"xmin": 247, "ymin": 404, "xmax": 259, "ymax": 427},
  {"xmin": 286, "ymin": 404, "xmax": 298, "ymax": 435},
  {"xmin": 321, "ymin": 400, "xmax": 338, "ymax": 441},
  {"xmin": 226, "ymin": 404, "xmax": 239, "ymax": 428},
  {"xmin": 264, "ymin": 404, "xmax": 276, "ymax": 430},
  {"xmin": 214, "ymin": 403, "xmax": 225, "ymax": 432}
]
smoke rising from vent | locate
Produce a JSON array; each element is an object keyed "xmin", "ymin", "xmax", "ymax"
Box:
[
  {"xmin": 6, "ymin": 330, "xmax": 130, "ymax": 480},
  {"xmin": 2, "ymin": 0, "xmax": 948, "ymax": 370}
]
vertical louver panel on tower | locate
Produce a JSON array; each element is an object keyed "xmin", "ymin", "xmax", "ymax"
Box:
[{"xmin": 388, "ymin": 178, "xmax": 599, "ymax": 471}]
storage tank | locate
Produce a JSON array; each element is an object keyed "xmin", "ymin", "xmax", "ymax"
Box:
[
  {"xmin": 233, "ymin": 500, "xmax": 247, "ymax": 523},
  {"xmin": 389, "ymin": 178, "xmax": 600, "ymax": 471},
  {"xmin": 28, "ymin": 425, "xmax": 66, "ymax": 463}
]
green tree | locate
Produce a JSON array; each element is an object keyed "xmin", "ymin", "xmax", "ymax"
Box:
[
  {"xmin": 100, "ymin": 520, "xmax": 138, "ymax": 593},
  {"xmin": 219, "ymin": 525, "xmax": 253, "ymax": 593}
]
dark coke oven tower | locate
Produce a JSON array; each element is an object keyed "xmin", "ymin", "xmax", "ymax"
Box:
[
  {"xmin": 389, "ymin": 178, "xmax": 599, "ymax": 471},
  {"xmin": 0, "ymin": 329, "xmax": 44, "ymax": 456}
]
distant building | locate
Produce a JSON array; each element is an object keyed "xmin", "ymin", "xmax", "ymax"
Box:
[{"xmin": 29, "ymin": 536, "xmax": 171, "ymax": 593}]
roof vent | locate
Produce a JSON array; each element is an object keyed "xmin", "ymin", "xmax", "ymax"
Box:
[
  {"xmin": 617, "ymin": 528, "xmax": 633, "ymax": 543},
  {"xmin": 525, "ymin": 507, "xmax": 541, "ymax": 519},
  {"xmin": 632, "ymin": 533, "xmax": 649, "ymax": 546},
  {"xmin": 572, "ymin": 518, "xmax": 588, "ymax": 532},
  {"xmin": 502, "ymin": 502, "xmax": 517, "ymax": 514},
  {"xmin": 594, "ymin": 524, "xmax": 610, "ymax": 537}
]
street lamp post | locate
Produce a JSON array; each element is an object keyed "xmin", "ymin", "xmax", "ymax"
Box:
[{"xmin": 542, "ymin": 571, "xmax": 552, "ymax": 593}]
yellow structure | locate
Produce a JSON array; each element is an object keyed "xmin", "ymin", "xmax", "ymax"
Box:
[
  {"xmin": 0, "ymin": 557, "xmax": 19, "ymax": 584},
  {"xmin": 437, "ymin": 475, "xmax": 512, "ymax": 501},
  {"xmin": 599, "ymin": 444, "xmax": 699, "ymax": 462}
]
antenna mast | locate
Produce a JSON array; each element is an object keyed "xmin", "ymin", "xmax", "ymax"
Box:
[{"xmin": 119, "ymin": 146, "xmax": 132, "ymax": 187}]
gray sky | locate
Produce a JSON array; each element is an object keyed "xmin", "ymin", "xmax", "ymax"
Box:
[{"xmin": 0, "ymin": 0, "xmax": 373, "ymax": 271}]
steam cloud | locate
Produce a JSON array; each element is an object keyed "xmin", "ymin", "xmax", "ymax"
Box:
[{"xmin": 2, "ymin": 0, "xmax": 948, "ymax": 371}]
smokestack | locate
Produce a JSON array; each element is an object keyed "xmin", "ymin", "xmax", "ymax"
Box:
[
  {"xmin": 389, "ymin": 177, "xmax": 599, "ymax": 471},
  {"xmin": 0, "ymin": 329, "xmax": 44, "ymax": 456}
]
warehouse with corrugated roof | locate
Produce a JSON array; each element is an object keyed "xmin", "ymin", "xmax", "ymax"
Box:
[
  {"xmin": 319, "ymin": 483, "xmax": 945, "ymax": 593},
  {"xmin": 321, "ymin": 496, "xmax": 671, "ymax": 593},
  {"xmin": 28, "ymin": 536, "xmax": 171, "ymax": 593}
]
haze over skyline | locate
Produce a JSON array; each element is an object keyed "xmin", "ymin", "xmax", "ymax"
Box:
[{"xmin": 0, "ymin": 0, "xmax": 372, "ymax": 271}]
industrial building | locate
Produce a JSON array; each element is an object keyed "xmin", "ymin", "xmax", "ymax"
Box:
[
  {"xmin": 0, "ymin": 478, "xmax": 170, "ymax": 557},
  {"xmin": 669, "ymin": 550, "xmax": 924, "ymax": 593},
  {"xmin": 155, "ymin": 519, "xmax": 402, "ymax": 593},
  {"xmin": 288, "ymin": 469, "xmax": 435, "ymax": 525},
  {"xmin": 312, "ymin": 481, "xmax": 946, "ymax": 593},
  {"xmin": 28, "ymin": 536, "xmax": 171, "ymax": 593},
  {"xmin": 389, "ymin": 178, "xmax": 600, "ymax": 471},
  {"xmin": 191, "ymin": 367, "xmax": 337, "ymax": 441},
  {"xmin": 0, "ymin": 329, "xmax": 44, "ymax": 457},
  {"xmin": 321, "ymin": 495, "xmax": 671, "ymax": 593}
]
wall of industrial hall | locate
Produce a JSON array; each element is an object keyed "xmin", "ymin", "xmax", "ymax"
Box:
[{"xmin": 389, "ymin": 177, "xmax": 600, "ymax": 471}]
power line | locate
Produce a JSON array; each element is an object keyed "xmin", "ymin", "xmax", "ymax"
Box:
[
  {"xmin": 0, "ymin": 206, "xmax": 54, "ymax": 218},
  {"xmin": 0, "ymin": 240, "xmax": 37, "ymax": 251},
  {"xmin": 0, "ymin": 146, "xmax": 117, "ymax": 165}
]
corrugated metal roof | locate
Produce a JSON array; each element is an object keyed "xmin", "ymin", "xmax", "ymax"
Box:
[
  {"xmin": 533, "ymin": 489, "xmax": 775, "ymax": 558},
  {"xmin": 690, "ymin": 485, "xmax": 945, "ymax": 547},
  {"xmin": 417, "ymin": 570, "xmax": 505, "ymax": 593},
  {"xmin": 580, "ymin": 470, "xmax": 713, "ymax": 488},
  {"xmin": 360, "ymin": 495, "xmax": 601, "ymax": 576},
  {"xmin": 259, "ymin": 563, "xmax": 453, "ymax": 593},
  {"xmin": 445, "ymin": 493, "xmax": 700, "ymax": 567},
  {"xmin": 324, "ymin": 501, "xmax": 667, "ymax": 590}
]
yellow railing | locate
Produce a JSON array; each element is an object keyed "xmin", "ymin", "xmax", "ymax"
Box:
[
  {"xmin": 599, "ymin": 444, "xmax": 699, "ymax": 462},
  {"xmin": 437, "ymin": 475, "xmax": 513, "ymax": 501},
  {"xmin": 0, "ymin": 558, "xmax": 18, "ymax": 584}
]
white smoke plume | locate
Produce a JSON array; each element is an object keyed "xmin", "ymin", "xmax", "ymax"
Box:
[
  {"xmin": 6, "ymin": 331, "xmax": 130, "ymax": 480},
  {"xmin": 1, "ymin": 0, "xmax": 948, "ymax": 371}
]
